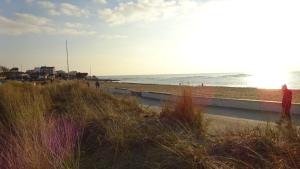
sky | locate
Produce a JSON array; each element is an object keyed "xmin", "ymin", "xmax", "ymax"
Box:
[{"xmin": 0, "ymin": 0, "xmax": 300, "ymax": 75}]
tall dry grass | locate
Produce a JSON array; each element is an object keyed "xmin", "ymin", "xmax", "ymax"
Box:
[
  {"xmin": 0, "ymin": 81, "xmax": 299, "ymax": 169},
  {"xmin": 0, "ymin": 82, "xmax": 81, "ymax": 169},
  {"xmin": 160, "ymin": 87, "xmax": 206, "ymax": 135}
]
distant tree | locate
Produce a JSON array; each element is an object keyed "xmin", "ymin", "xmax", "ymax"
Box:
[{"xmin": 0, "ymin": 66, "xmax": 9, "ymax": 72}]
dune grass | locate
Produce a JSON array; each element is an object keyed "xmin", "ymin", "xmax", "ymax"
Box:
[{"xmin": 0, "ymin": 81, "xmax": 299, "ymax": 169}]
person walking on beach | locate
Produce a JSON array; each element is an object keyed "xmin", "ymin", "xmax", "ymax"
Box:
[
  {"xmin": 279, "ymin": 84, "xmax": 293, "ymax": 125},
  {"xmin": 95, "ymin": 81, "xmax": 100, "ymax": 89}
]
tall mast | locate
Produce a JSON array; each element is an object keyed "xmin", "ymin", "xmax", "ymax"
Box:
[
  {"xmin": 66, "ymin": 40, "xmax": 70, "ymax": 78},
  {"xmin": 90, "ymin": 64, "xmax": 92, "ymax": 79}
]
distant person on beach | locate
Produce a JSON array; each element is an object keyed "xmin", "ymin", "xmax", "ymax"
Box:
[
  {"xmin": 95, "ymin": 81, "xmax": 100, "ymax": 89},
  {"xmin": 279, "ymin": 84, "xmax": 292, "ymax": 125},
  {"xmin": 86, "ymin": 81, "xmax": 90, "ymax": 88}
]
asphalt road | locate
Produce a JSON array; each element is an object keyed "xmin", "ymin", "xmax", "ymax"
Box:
[
  {"xmin": 137, "ymin": 96, "xmax": 299, "ymax": 122},
  {"xmin": 107, "ymin": 90, "xmax": 300, "ymax": 132}
]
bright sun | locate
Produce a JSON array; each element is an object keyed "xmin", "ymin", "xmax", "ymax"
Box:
[
  {"xmin": 248, "ymin": 70, "xmax": 290, "ymax": 89},
  {"xmin": 175, "ymin": 0, "xmax": 300, "ymax": 74}
]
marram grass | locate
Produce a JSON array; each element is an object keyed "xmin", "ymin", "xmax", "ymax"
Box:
[{"xmin": 0, "ymin": 81, "xmax": 299, "ymax": 169}]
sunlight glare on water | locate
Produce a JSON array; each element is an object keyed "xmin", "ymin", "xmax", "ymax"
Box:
[{"xmin": 247, "ymin": 71, "xmax": 290, "ymax": 89}]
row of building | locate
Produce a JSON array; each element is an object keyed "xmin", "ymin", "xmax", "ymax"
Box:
[{"xmin": 0, "ymin": 66, "xmax": 89, "ymax": 81}]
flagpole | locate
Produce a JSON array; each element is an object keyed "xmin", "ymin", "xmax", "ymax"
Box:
[{"xmin": 66, "ymin": 40, "xmax": 70, "ymax": 79}]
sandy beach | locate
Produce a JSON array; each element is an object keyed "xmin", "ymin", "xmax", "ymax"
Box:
[{"xmin": 102, "ymin": 82, "xmax": 300, "ymax": 103}]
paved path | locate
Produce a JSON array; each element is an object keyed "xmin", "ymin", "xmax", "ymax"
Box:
[
  {"xmin": 138, "ymin": 96, "xmax": 300, "ymax": 124},
  {"xmin": 108, "ymin": 91, "xmax": 300, "ymax": 132},
  {"xmin": 135, "ymin": 97, "xmax": 300, "ymax": 133}
]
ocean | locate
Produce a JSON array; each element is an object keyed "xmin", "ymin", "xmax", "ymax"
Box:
[{"xmin": 98, "ymin": 72, "xmax": 300, "ymax": 89}]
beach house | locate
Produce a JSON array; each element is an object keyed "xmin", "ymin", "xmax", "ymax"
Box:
[
  {"xmin": 2, "ymin": 67, "xmax": 28, "ymax": 80},
  {"xmin": 26, "ymin": 66, "xmax": 56, "ymax": 80},
  {"xmin": 68, "ymin": 71, "xmax": 88, "ymax": 79},
  {"xmin": 55, "ymin": 70, "xmax": 67, "ymax": 79},
  {"xmin": 40, "ymin": 66, "xmax": 55, "ymax": 79}
]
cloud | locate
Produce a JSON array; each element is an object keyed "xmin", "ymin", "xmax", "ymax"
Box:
[
  {"xmin": 25, "ymin": 0, "xmax": 35, "ymax": 3},
  {"xmin": 0, "ymin": 13, "xmax": 54, "ymax": 35},
  {"xmin": 60, "ymin": 28, "xmax": 96, "ymax": 36},
  {"xmin": 15, "ymin": 13, "xmax": 50, "ymax": 26},
  {"xmin": 36, "ymin": 1, "xmax": 90, "ymax": 17},
  {"xmin": 60, "ymin": 3, "xmax": 90, "ymax": 17},
  {"xmin": 93, "ymin": 0, "xmax": 107, "ymax": 4},
  {"xmin": 37, "ymin": 1, "xmax": 60, "ymax": 16},
  {"xmin": 64, "ymin": 22, "xmax": 91, "ymax": 29},
  {"xmin": 25, "ymin": 0, "xmax": 51, "ymax": 3},
  {"xmin": 0, "ymin": 13, "xmax": 95, "ymax": 36},
  {"xmin": 98, "ymin": 34, "xmax": 128, "ymax": 39},
  {"xmin": 37, "ymin": 1, "xmax": 55, "ymax": 9},
  {"xmin": 98, "ymin": 0, "xmax": 201, "ymax": 25}
]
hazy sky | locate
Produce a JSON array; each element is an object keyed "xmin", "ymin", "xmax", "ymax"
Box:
[{"xmin": 0, "ymin": 0, "xmax": 300, "ymax": 75}]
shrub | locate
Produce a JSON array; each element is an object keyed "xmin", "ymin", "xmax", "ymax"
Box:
[
  {"xmin": 207, "ymin": 126, "xmax": 300, "ymax": 169},
  {"xmin": 160, "ymin": 87, "xmax": 206, "ymax": 134}
]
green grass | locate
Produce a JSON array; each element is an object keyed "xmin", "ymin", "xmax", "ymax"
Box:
[{"xmin": 0, "ymin": 81, "xmax": 299, "ymax": 169}]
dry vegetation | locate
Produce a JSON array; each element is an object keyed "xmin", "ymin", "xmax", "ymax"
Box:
[{"xmin": 0, "ymin": 81, "xmax": 299, "ymax": 169}]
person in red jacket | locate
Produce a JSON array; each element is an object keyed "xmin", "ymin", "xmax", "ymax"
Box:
[{"xmin": 279, "ymin": 84, "xmax": 292, "ymax": 125}]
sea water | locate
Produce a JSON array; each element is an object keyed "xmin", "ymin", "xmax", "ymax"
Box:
[{"xmin": 98, "ymin": 72, "xmax": 300, "ymax": 89}]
